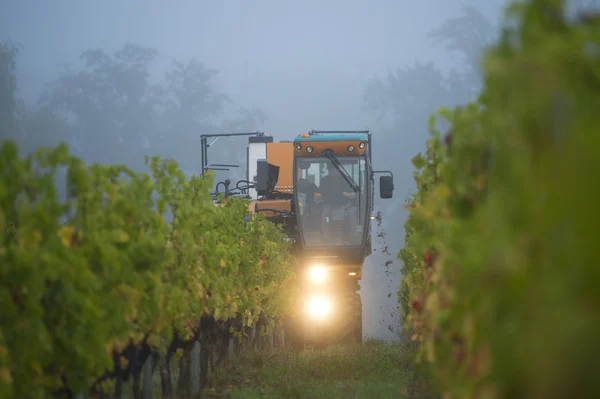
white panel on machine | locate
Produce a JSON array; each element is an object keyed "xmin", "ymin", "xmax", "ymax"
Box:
[{"xmin": 248, "ymin": 142, "xmax": 267, "ymax": 199}]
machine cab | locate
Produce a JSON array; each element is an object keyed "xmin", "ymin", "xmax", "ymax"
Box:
[{"xmin": 293, "ymin": 131, "xmax": 393, "ymax": 261}]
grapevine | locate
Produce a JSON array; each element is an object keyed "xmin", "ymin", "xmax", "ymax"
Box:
[
  {"xmin": 400, "ymin": 1, "xmax": 600, "ymax": 397},
  {"xmin": 0, "ymin": 141, "xmax": 294, "ymax": 398}
]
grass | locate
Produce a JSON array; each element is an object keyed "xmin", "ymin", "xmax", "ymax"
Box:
[
  {"xmin": 203, "ymin": 340, "xmax": 409, "ymax": 398},
  {"xmin": 118, "ymin": 338, "xmax": 423, "ymax": 399}
]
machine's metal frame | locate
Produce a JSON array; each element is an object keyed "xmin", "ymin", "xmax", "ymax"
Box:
[{"xmin": 200, "ymin": 131, "xmax": 266, "ymax": 174}]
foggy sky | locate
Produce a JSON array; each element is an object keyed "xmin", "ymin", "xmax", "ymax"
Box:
[
  {"xmin": 1, "ymin": 0, "xmax": 510, "ymax": 341},
  {"xmin": 1, "ymin": 0, "xmax": 508, "ymax": 135}
]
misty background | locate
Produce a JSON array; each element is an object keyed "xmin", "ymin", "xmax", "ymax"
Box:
[{"xmin": 2, "ymin": 0, "xmax": 537, "ymax": 341}]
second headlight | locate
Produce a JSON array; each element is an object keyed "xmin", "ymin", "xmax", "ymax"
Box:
[{"xmin": 308, "ymin": 265, "xmax": 327, "ymax": 283}]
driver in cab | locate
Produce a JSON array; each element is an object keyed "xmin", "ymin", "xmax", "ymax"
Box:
[
  {"xmin": 318, "ymin": 166, "xmax": 358, "ymax": 244},
  {"xmin": 319, "ymin": 166, "xmax": 356, "ymax": 205}
]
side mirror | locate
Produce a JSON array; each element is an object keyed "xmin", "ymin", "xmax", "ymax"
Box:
[{"xmin": 379, "ymin": 175, "xmax": 394, "ymax": 199}]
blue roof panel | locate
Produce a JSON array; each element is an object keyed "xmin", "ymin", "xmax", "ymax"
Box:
[{"xmin": 294, "ymin": 132, "xmax": 369, "ymax": 142}]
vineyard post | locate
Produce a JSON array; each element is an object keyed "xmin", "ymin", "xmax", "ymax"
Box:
[
  {"xmin": 249, "ymin": 324, "xmax": 256, "ymax": 351},
  {"xmin": 269, "ymin": 328, "xmax": 274, "ymax": 351},
  {"xmin": 142, "ymin": 357, "xmax": 153, "ymax": 399},
  {"xmin": 227, "ymin": 338, "xmax": 234, "ymax": 359},
  {"xmin": 191, "ymin": 341, "xmax": 201, "ymax": 396}
]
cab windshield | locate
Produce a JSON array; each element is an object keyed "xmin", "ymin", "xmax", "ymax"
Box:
[{"xmin": 295, "ymin": 156, "xmax": 368, "ymax": 247}]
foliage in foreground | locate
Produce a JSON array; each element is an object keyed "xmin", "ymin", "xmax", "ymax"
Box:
[
  {"xmin": 0, "ymin": 141, "xmax": 294, "ymax": 398},
  {"xmin": 399, "ymin": 0, "xmax": 600, "ymax": 398}
]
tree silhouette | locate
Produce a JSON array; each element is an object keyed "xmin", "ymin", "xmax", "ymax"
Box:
[
  {"xmin": 4, "ymin": 41, "xmax": 269, "ymax": 183},
  {"xmin": 37, "ymin": 43, "xmax": 165, "ymax": 169},
  {"xmin": 0, "ymin": 41, "xmax": 21, "ymax": 140},
  {"xmin": 0, "ymin": 41, "xmax": 67, "ymax": 156},
  {"xmin": 428, "ymin": 4, "xmax": 494, "ymax": 82},
  {"xmin": 26, "ymin": 42, "xmax": 268, "ymax": 178},
  {"xmin": 164, "ymin": 59, "xmax": 229, "ymax": 126},
  {"xmin": 362, "ymin": 5, "xmax": 494, "ymax": 256},
  {"xmin": 363, "ymin": 4, "xmax": 494, "ymax": 162},
  {"xmin": 156, "ymin": 59, "xmax": 231, "ymax": 176}
]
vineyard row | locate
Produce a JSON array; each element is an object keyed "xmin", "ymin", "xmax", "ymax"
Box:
[
  {"xmin": 398, "ymin": 1, "xmax": 600, "ymax": 398},
  {"xmin": 0, "ymin": 141, "xmax": 295, "ymax": 399}
]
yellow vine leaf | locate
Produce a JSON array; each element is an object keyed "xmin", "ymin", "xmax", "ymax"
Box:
[
  {"xmin": 104, "ymin": 342, "xmax": 114, "ymax": 357},
  {"xmin": 116, "ymin": 230, "xmax": 129, "ymax": 243},
  {"xmin": 0, "ymin": 368, "xmax": 12, "ymax": 384},
  {"xmin": 57, "ymin": 226, "xmax": 75, "ymax": 248},
  {"xmin": 426, "ymin": 291, "xmax": 440, "ymax": 314},
  {"xmin": 18, "ymin": 230, "xmax": 42, "ymax": 249},
  {"xmin": 31, "ymin": 362, "xmax": 42, "ymax": 376},
  {"xmin": 107, "ymin": 184, "xmax": 118, "ymax": 200},
  {"xmin": 129, "ymin": 332, "xmax": 144, "ymax": 343},
  {"xmin": 426, "ymin": 339, "xmax": 436, "ymax": 363},
  {"xmin": 29, "ymin": 230, "xmax": 42, "ymax": 249},
  {"xmin": 219, "ymin": 259, "xmax": 226, "ymax": 268}
]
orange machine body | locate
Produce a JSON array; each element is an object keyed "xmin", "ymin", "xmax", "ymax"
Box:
[
  {"xmin": 294, "ymin": 139, "xmax": 367, "ymax": 157},
  {"xmin": 266, "ymin": 142, "xmax": 295, "ymax": 194},
  {"xmin": 246, "ymin": 141, "xmax": 295, "ymax": 218}
]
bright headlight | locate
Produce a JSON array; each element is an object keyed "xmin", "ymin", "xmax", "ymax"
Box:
[
  {"xmin": 306, "ymin": 295, "xmax": 332, "ymax": 318},
  {"xmin": 308, "ymin": 266, "xmax": 327, "ymax": 283}
]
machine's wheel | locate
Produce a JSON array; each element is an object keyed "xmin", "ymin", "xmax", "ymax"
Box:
[{"xmin": 353, "ymin": 292, "xmax": 363, "ymax": 344}]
